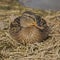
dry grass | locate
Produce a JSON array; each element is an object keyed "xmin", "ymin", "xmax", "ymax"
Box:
[{"xmin": 0, "ymin": 1, "xmax": 60, "ymax": 60}]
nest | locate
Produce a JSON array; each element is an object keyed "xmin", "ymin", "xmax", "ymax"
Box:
[{"xmin": 0, "ymin": 3, "xmax": 60, "ymax": 60}]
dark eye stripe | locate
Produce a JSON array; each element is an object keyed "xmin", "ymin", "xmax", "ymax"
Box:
[
  {"xmin": 14, "ymin": 17, "xmax": 20, "ymax": 24},
  {"xmin": 35, "ymin": 16, "xmax": 41, "ymax": 26}
]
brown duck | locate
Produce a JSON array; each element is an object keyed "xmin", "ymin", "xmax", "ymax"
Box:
[{"xmin": 9, "ymin": 11, "xmax": 49, "ymax": 45}]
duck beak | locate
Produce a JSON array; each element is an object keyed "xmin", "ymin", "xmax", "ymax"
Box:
[{"xmin": 30, "ymin": 22, "xmax": 44, "ymax": 30}]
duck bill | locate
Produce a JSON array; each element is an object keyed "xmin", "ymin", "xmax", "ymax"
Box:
[
  {"xmin": 34, "ymin": 25, "xmax": 44, "ymax": 30},
  {"xmin": 30, "ymin": 22, "xmax": 44, "ymax": 30}
]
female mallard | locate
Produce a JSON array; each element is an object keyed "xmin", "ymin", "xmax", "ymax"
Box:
[{"xmin": 9, "ymin": 11, "xmax": 49, "ymax": 45}]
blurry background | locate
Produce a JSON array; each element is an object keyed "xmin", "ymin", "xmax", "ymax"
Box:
[
  {"xmin": 0, "ymin": 0, "xmax": 60, "ymax": 10},
  {"xmin": 19, "ymin": 0, "xmax": 60, "ymax": 10}
]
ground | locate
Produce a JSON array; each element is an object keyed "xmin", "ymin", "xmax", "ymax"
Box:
[{"xmin": 0, "ymin": 1, "xmax": 60, "ymax": 60}]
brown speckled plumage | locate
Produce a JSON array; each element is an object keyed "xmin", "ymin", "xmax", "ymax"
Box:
[{"xmin": 9, "ymin": 11, "xmax": 49, "ymax": 45}]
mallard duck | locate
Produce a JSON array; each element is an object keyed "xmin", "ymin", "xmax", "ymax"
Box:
[{"xmin": 9, "ymin": 11, "xmax": 49, "ymax": 45}]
